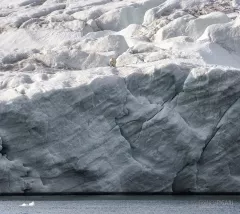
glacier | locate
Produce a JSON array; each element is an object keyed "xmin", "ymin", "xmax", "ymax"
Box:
[{"xmin": 0, "ymin": 0, "xmax": 240, "ymax": 193}]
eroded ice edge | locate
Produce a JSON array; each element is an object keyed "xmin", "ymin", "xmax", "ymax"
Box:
[{"xmin": 0, "ymin": 0, "xmax": 240, "ymax": 193}]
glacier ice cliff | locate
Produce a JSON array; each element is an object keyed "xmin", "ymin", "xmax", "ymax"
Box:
[{"xmin": 1, "ymin": 0, "xmax": 240, "ymax": 193}]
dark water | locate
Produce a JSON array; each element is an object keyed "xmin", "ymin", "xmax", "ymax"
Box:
[{"xmin": 0, "ymin": 195, "xmax": 239, "ymax": 214}]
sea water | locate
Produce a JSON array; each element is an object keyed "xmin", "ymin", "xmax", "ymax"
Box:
[{"xmin": 0, "ymin": 195, "xmax": 239, "ymax": 214}]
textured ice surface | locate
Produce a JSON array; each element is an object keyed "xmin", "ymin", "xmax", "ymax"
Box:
[{"xmin": 0, "ymin": 0, "xmax": 240, "ymax": 193}]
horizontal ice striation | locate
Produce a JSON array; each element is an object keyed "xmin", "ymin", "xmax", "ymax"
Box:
[{"xmin": 1, "ymin": 0, "xmax": 240, "ymax": 193}]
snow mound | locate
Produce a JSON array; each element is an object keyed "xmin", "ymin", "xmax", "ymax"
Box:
[
  {"xmin": 155, "ymin": 12, "xmax": 231, "ymax": 42},
  {"xmin": 186, "ymin": 12, "xmax": 231, "ymax": 39},
  {"xmin": 199, "ymin": 15, "xmax": 240, "ymax": 54}
]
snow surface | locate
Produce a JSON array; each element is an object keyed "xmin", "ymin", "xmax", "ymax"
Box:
[{"xmin": 1, "ymin": 0, "xmax": 240, "ymax": 193}]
